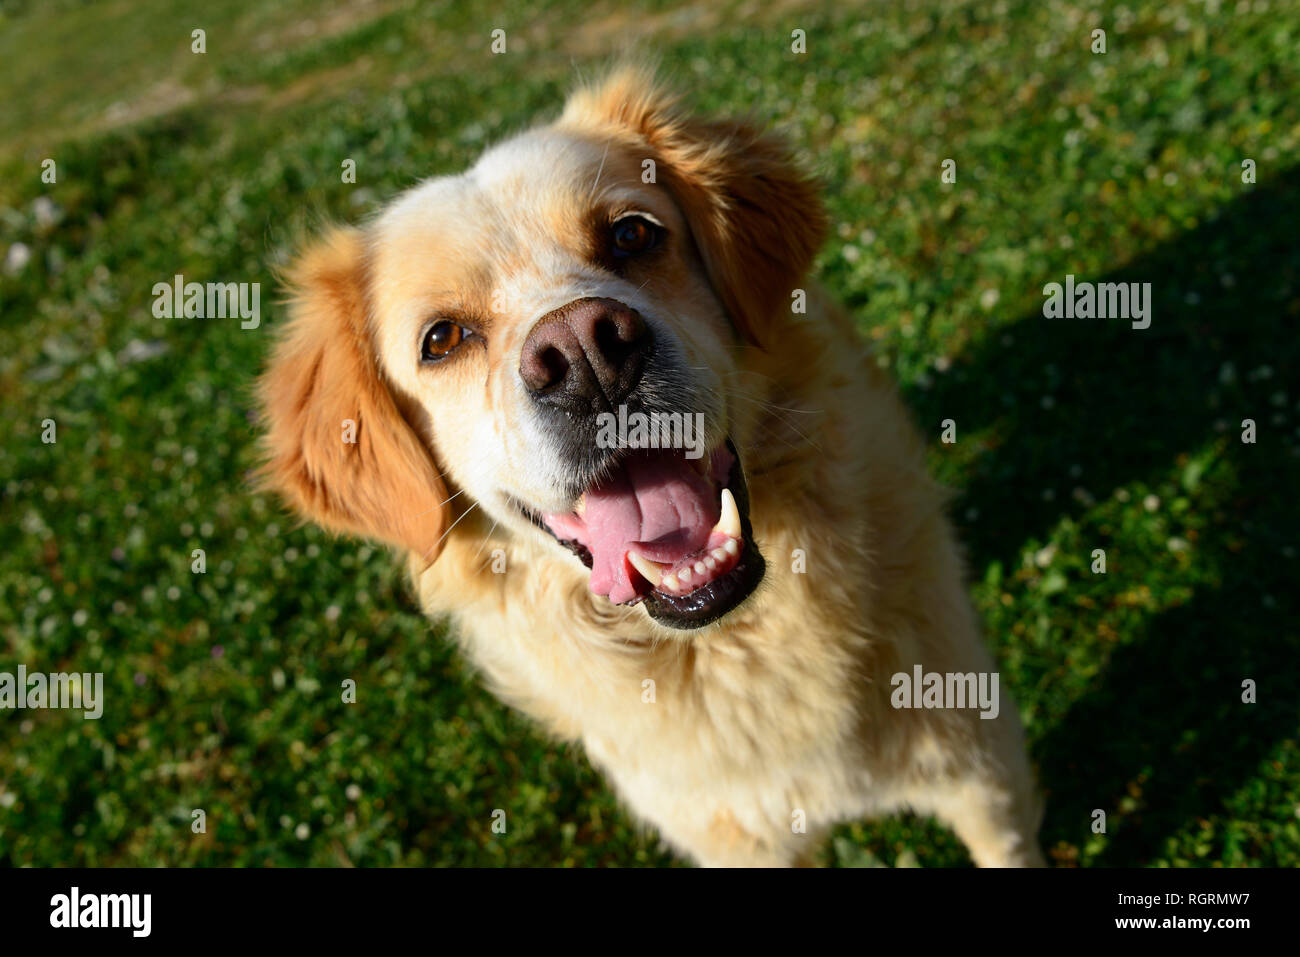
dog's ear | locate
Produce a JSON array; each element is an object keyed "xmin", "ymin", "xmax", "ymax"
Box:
[
  {"xmin": 258, "ymin": 227, "xmax": 450, "ymax": 562},
  {"xmin": 561, "ymin": 65, "xmax": 828, "ymax": 347}
]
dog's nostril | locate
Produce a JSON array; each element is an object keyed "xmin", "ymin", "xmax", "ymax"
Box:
[
  {"xmin": 537, "ymin": 346, "xmax": 569, "ymax": 390},
  {"xmin": 594, "ymin": 316, "xmax": 631, "ymax": 364}
]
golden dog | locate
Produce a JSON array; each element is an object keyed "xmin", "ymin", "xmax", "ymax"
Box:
[{"xmin": 259, "ymin": 65, "xmax": 1044, "ymax": 867}]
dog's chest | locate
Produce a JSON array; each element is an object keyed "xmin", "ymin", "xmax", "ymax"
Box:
[{"xmin": 449, "ymin": 589, "xmax": 862, "ymax": 788}]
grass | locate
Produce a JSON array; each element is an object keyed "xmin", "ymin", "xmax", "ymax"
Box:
[{"xmin": 1, "ymin": 0, "xmax": 1297, "ymax": 866}]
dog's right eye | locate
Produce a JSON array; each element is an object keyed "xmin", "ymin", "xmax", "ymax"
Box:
[{"xmin": 421, "ymin": 320, "xmax": 466, "ymax": 361}]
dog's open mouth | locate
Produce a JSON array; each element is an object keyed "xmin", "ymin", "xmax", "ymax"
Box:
[{"xmin": 534, "ymin": 440, "xmax": 765, "ymax": 629}]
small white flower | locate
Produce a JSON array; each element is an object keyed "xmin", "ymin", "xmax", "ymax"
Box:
[{"xmin": 4, "ymin": 243, "xmax": 32, "ymax": 275}]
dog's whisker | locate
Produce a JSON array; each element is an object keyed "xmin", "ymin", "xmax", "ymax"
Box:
[
  {"xmin": 472, "ymin": 517, "xmax": 502, "ymax": 565},
  {"xmin": 407, "ymin": 486, "xmax": 467, "ymax": 521},
  {"xmin": 424, "ymin": 500, "xmax": 480, "ymax": 560},
  {"xmin": 589, "ymin": 140, "xmax": 611, "ymax": 202},
  {"xmin": 713, "ymin": 386, "xmax": 826, "ymax": 453}
]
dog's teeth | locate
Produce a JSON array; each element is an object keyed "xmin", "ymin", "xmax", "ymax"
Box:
[
  {"xmin": 711, "ymin": 547, "xmax": 728, "ymax": 562},
  {"xmin": 713, "ymin": 488, "xmax": 741, "ymax": 539},
  {"xmin": 678, "ymin": 567, "xmax": 693, "ymax": 584},
  {"xmin": 627, "ymin": 551, "xmax": 664, "ymax": 588},
  {"xmin": 704, "ymin": 557, "xmax": 717, "ymax": 571},
  {"xmin": 663, "ymin": 573, "xmax": 679, "ymax": 591},
  {"xmin": 723, "ymin": 538, "xmax": 739, "ymax": 557},
  {"xmin": 693, "ymin": 560, "xmax": 707, "ymax": 574}
]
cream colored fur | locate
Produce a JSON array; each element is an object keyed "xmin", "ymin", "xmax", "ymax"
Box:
[
  {"xmin": 261, "ymin": 65, "xmax": 1045, "ymax": 867},
  {"xmin": 413, "ymin": 286, "xmax": 1043, "ymax": 867}
]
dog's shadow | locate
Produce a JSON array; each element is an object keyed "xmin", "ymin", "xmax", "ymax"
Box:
[{"xmin": 899, "ymin": 169, "xmax": 1300, "ymax": 866}]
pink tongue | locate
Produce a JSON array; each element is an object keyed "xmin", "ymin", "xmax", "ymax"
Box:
[{"xmin": 543, "ymin": 451, "xmax": 729, "ymax": 604}]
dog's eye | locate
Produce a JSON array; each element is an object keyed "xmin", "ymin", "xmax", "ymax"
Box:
[
  {"xmin": 421, "ymin": 320, "xmax": 466, "ymax": 361},
  {"xmin": 610, "ymin": 215, "xmax": 661, "ymax": 258}
]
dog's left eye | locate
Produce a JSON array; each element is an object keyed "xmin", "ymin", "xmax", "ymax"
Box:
[{"xmin": 610, "ymin": 215, "xmax": 661, "ymax": 258}]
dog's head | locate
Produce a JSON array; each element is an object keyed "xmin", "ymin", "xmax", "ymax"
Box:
[{"xmin": 260, "ymin": 65, "xmax": 826, "ymax": 630}]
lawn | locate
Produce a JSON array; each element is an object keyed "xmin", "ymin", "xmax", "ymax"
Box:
[{"xmin": 1, "ymin": 0, "xmax": 1297, "ymax": 866}]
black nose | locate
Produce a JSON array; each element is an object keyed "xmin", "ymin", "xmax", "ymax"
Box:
[{"xmin": 519, "ymin": 297, "xmax": 651, "ymax": 411}]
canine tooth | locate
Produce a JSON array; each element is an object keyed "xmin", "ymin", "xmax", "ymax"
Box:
[
  {"xmin": 714, "ymin": 488, "xmax": 741, "ymax": 538},
  {"xmin": 704, "ymin": 557, "xmax": 717, "ymax": 571},
  {"xmin": 663, "ymin": 573, "xmax": 678, "ymax": 591},
  {"xmin": 678, "ymin": 567, "xmax": 693, "ymax": 584},
  {"xmin": 723, "ymin": 538, "xmax": 739, "ymax": 556},
  {"xmin": 627, "ymin": 551, "xmax": 664, "ymax": 588},
  {"xmin": 711, "ymin": 548, "xmax": 728, "ymax": 562},
  {"xmin": 694, "ymin": 560, "xmax": 707, "ymax": 574}
]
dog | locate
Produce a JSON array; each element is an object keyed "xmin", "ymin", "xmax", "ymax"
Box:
[{"xmin": 258, "ymin": 64, "xmax": 1045, "ymax": 867}]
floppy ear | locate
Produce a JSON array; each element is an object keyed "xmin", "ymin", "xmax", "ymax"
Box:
[
  {"xmin": 258, "ymin": 227, "xmax": 450, "ymax": 562},
  {"xmin": 561, "ymin": 65, "xmax": 828, "ymax": 348}
]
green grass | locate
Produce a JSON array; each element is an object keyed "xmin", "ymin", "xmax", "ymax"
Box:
[{"xmin": 1, "ymin": 0, "xmax": 1297, "ymax": 866}]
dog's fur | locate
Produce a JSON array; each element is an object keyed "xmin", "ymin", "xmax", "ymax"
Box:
[{"xmin": 259, "ymin": 65, "xmax": 1045, "ymax": 867}]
